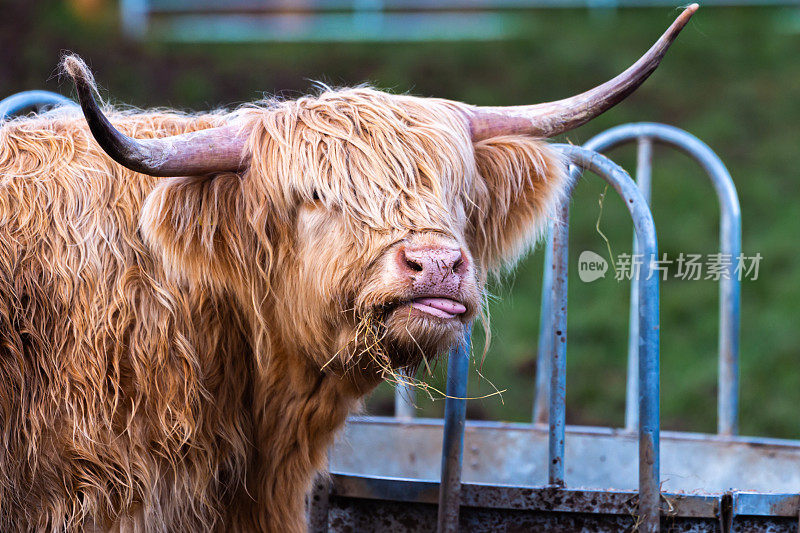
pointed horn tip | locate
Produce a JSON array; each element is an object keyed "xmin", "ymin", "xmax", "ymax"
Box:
[
  {"xmin": 677, "ymin": 4, "xmax": 699, "ymax": 25},
  {"xmin": 61, "ymin": 55, "xmax": 100, "ymax": 100},
  {"xmin": 61, "ymin": 55, "xmax": 91, "ymax": 83}
]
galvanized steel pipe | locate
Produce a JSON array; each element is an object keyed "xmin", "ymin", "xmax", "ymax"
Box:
[
  {"xmin": 550, "ymin": 144, "xmax": 661, "ymax": 532},
  {"xmin": 0, "ymin": 90, "xmax": 75, "ymax": 120},
  {"xmin": 437, "ymin": 327, "xmax": 472, "ymax": 533},
  {"xmin": 536, "ymin": 124, "xmax": 740, "ymax": 437}
]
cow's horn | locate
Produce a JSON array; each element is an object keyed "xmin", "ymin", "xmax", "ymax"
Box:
[
  {"xmin": 63, "ymin": 55, "xmax": 246, "ymax": 177},
  {"xmin": 467, "ymin": 4, "xmax": 698, "ymax": 141}
]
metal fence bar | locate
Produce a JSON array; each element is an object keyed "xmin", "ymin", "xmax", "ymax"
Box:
[
  {"xmin": 535, "ymin": 123, "xmax": 740, "ymax": 437},
  {"xmin": 552, "ymin": 144, "xmax": 660, "ymax": 532},
  {"xmin": 548, "ymin": 195, "xmax": 571, "ymax": 485},
  {"xmin": 533, "ymin": 223, "xmax": 554, "ymax": 425},
  {"xmin": 0, "ymin": 91, "xmax": 75, "ymax": 120},
  {"xmin": 437, "ymin": 327, "xmax": 471, "ymax": 533},
  {"xmin": 624, "ymin": 137, "xmax": 653, "ymax": 431},
  {"xmin": 582, "ymin": 123, "xmax": 741, "ymax": 436},
  {"xmin": 394, "ymin": 373, "xmax": 416, "ymax": 419}
]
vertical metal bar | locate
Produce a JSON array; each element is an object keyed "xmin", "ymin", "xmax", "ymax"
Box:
[
  {"xmin": 548, "ymin": 169, "xmax": 575, "ymax": 487},
  {"xmin": 533, "ymin": 224, "xmax": 554, "ymax": 425},
  {"xmin": 717, "ymin": 173, "xmax": 741, "ymax": 437},
  {"xmin": 394, "ymin": 370, "xmax": 415, "ymax": 419},
  {"xmin": 553, "ymin": 145, "xmax": 660, "ymax": 532},
  {"xmin": 625, "ymin": 137, "xmax": 653, "ymax": 432},
  {"xmin": 638, "ymin": 245, "xmax": 661, "ymax": 533},
  {"xmin": 437, "ymin": 327, "xmax": 471, "ymax": 533}
]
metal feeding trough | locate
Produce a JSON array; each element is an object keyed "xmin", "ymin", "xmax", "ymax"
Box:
[
  {"xmin": 312, "ymin": 124, "xmax": 800, "ymax": 533},
  {"xmin": 3, "ymin": 93, "xmax": 798, "ymax": 532}
]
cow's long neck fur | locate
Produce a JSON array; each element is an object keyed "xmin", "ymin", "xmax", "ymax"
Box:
[{"xmin": 238, "ymin": 343, "xmax": 368, "ymax": 532}]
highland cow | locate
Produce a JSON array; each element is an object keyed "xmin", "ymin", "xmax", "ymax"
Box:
[{"xmin": 0, "ymin": 7, "xmax": 695, "ymax": 532}]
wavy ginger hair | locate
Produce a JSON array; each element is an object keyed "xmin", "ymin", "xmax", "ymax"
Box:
[{"xmin": 0, "ymin": 85, "xmax": 566, "ymax": 531}]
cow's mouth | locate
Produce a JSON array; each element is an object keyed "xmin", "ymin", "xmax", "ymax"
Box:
[
  {"xmin": 378, "ymin": 296, "xmax": 468, "ymax": 322},
  {"xmin": 409, "ymin": 297, "xmax": 466, "ymax": 320},
  {"xmin": 362, "ymin": 295, "xmax": 471, "ymax": 370}
]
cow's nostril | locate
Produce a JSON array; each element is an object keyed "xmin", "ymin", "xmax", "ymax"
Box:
[
  {"xmin": 405, "ymin": 258, "xmax": 423, "ymax": 273},
  {"xmin": 401, "ymin": 245, "xmax": 465, "ymax": 277}
]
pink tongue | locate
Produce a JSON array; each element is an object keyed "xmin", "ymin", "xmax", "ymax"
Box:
[{"xmin": 411, "ymin": 297, "xmax": 467, "ymax": 319}]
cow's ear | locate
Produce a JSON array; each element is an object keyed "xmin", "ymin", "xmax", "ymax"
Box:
[
  {"xmin": 469, "ymin": 136, "xmax": 568, "ymax": 274},
  {"xmin": 140, "ymin": 173, "xmax": 249, "ymax": 287}
]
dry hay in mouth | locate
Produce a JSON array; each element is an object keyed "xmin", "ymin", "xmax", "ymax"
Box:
[{"xmin": 322, "ymin": 307, "xmax": 506, "ymax": 406}]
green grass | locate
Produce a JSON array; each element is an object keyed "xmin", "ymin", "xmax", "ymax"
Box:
[{"xmin": 6, "ymin": 2, "xmax": 800, "ymax": 438}]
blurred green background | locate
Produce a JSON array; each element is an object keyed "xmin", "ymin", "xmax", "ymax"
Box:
[{"xmin": 4, "ymin": 0, "xmax": 800, "ymax": 438}]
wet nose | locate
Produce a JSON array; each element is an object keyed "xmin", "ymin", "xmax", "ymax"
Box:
[{"xmin": 398, "ymin": 246, "xmax": 466, "ymax": 279}]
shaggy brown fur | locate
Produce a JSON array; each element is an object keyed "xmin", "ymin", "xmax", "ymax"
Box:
[{"xmin": 0, "ymin": 86, "xmax": 566, "ymax": 531}]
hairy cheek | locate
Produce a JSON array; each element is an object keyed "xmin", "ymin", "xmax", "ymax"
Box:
[
  {"xmin": 355, "ymin": 253, "xmax": 407, "ymax": 311},
  {"xmin": 289, "ymin": 209, "xmax": 354, "ymax": 355},
  {"xmin": 296, "ymin": 210, "xmax": 351, "ymax": 298}
]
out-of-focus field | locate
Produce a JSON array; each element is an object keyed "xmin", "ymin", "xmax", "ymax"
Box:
[{"xmin": 4, "ymin": 1, "xmax": 800, "ymax": 437}]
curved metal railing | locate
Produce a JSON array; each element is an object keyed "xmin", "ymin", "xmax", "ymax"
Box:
[
  {"xmin": 0, "ymin": 90, "xmax": 76, "ymax": 120},
  {"xmin": 436, "ymin": 144, "xmax": 662, "ymax": 533},
  {"xmin": 533, "ymin": 123, "xmax": 741, "ymax": 436}
]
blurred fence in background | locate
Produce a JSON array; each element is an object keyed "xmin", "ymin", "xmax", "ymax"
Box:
[{"xmin": 121, "ymin": 0, "xmax": 800, "ymax": 42}]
